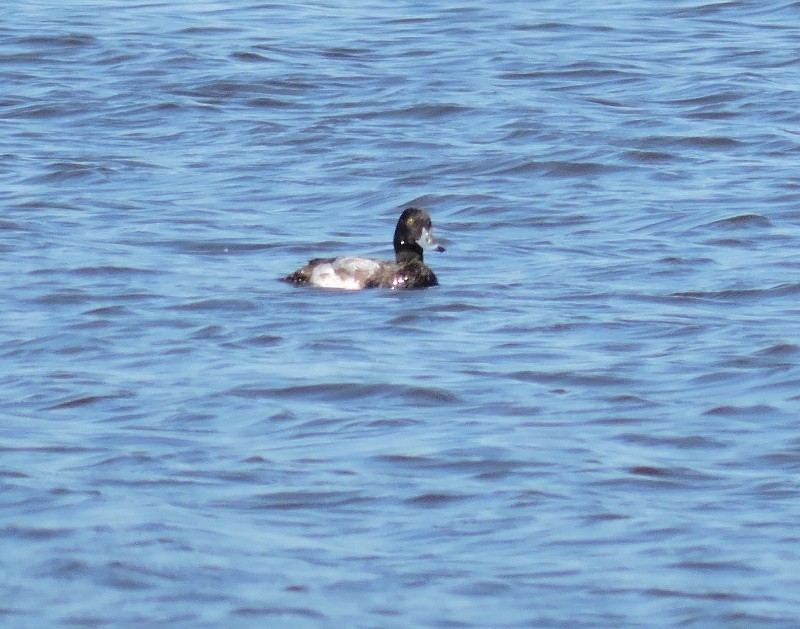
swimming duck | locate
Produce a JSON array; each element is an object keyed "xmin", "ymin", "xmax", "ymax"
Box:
[{"xmin": 284, "ymin": 208, "xmax": 445, "ymax": 290}]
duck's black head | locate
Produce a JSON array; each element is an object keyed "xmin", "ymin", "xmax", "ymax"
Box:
[{"xmin": 393, "ymin": 208, "xmax": 445, "ymax": 263}]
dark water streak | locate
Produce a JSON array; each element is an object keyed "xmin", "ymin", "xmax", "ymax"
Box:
[{"xmin": 2, "ymin": 1, "xmax": 800, "ymax": 627}]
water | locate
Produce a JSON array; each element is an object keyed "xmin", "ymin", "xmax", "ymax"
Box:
[{"xmin": 2, "ymin": 0, "xmax": 800, "ymax": 626}]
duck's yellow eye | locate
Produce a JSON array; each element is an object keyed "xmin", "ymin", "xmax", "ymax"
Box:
[{"xmin": 406, "ymin": 217, "xmax": 415, "ymax": 226}]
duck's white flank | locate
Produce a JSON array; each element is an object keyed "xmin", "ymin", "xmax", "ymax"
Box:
[{"xmin": 307, "ymin": 257, "xmax": 385, "ymax": 290}]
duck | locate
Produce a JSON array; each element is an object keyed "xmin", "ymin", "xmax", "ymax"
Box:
[{"xmin": 283, "ymin": 208, "xmax": 445, "ymax": 290}]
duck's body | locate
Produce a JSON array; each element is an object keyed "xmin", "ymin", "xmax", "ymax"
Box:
[
  {"xmin": 284, "ymin": 208, "xmax": 444, "ymax": 290},
  {"xmin": 286, "ymin": 255, "xmax": 438, "ymax": 290}
]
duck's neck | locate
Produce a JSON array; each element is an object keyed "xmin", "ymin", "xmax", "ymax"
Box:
[{"xmin": 394, "ymin": 240, "xmax": 423, "ymax": 264}]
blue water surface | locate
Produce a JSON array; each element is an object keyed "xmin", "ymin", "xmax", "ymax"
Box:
[{"xmin": 2, "ymin": 1, "xmax": 800, "ymax": 626}]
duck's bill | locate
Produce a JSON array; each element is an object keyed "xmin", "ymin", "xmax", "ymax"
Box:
[{"xmin": 421, "ymin": 227, "xmax": 446, "ymax": 252}]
